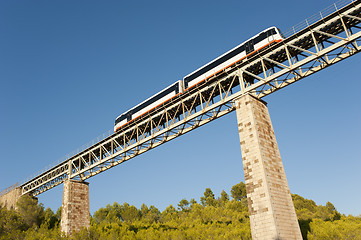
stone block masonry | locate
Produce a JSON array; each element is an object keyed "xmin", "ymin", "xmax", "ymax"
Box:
[
  {"xmin": 235, "ymin": 94, "xmax": 302, "ymax": 240},
  {"xmin": 0, "ymin": 187, "xmax": 21, "ymax": 210},
  {"xmin": 60, "ymin": 180, "xmax": 90, "ymax": 235}
]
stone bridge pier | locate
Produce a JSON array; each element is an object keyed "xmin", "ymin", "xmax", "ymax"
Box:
[
  {"xmin": 1, "ymin": 93, "xmax": 304, "ymax": 239},
  {"xmin": 60, "ymin": 179, "xmax": 90, "ymax": 235},
  {"xmin": 0, "ymin": 180, "xmax": 91, "ymax": 236},
  {"xmin": 235, "ymin": 94, "xmax": 302, "ymax": 240}
]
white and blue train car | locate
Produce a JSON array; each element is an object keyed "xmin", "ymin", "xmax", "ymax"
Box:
[
  {"xmin": 114, "ymin": 80, "xmax": 184, "ymax": 132},
  {"xmin": 114, "ymin": 27, "xmax": 285, "ymax": 132},
  {"xmin": 183, "ymin": 27, "xmax": 284, "ymax": 90}
]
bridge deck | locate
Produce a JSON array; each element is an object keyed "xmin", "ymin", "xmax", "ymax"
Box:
[{"xmin": 13, "ymin": 0, "xmax": 361, "ymax": 196}]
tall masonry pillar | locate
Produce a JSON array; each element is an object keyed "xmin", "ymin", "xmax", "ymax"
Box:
[
  {"xmin": 60, "ymin": 179, "xmax": 90, "ymax": 235},
  {"xmin": 235, "ymin": 94, "xmax": 302, "ymax": 240}
]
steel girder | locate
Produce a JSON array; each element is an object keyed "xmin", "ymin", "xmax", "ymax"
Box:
[{"xmin": 21, "ymin": 0, "xmax": 361, "ymax": 196}]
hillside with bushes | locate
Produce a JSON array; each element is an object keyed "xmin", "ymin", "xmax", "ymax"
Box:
[{"xmin": 1, "ymin": 182, "xmax": 360, "ymax": 240}]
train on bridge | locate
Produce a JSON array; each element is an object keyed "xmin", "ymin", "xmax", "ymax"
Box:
[{"xmin": 114, "ymin": 26, "xmax": 284, "ymax": 132}]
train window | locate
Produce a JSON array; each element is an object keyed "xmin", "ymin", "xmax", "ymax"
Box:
[
  {"xmin": 254, "ymin": 33, "xmax": 266, "ymax": 45},
  {"xmin": 115, "ymin": 114, "xmax": 127, "ymax": 124},
  {"xmin": 270, "ymin": 28, "xmax": 277, "ymax": 35},
  {"xmin": 265, "ymin": 28, "xmax": 276, "ymax": 38},
  {"xmin": 184, "ymin": 43, "xmax": 246, "ymax": 85}
]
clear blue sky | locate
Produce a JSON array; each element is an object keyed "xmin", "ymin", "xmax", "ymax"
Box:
[{"xmin": 1, "ymin": 0, "xmax": 360, "ymax": 216}]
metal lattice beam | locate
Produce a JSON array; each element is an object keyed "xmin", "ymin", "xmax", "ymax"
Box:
[{"xmin": 21, "ymin": 0, "xmax": 361, "ymax": 196}]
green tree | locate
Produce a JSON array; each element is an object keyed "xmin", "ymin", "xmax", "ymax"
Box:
[
  {"xmin": 108, "ymin": 202, "xmax": 123, "ymax": 222},
  {"xmin": 190, "ymin": 198, "xmax": 197, "ymax": 207},
  {"xmin": 161, "ymin": 205, "xmax": 178, "ymax": 222},
  {"xmin": 140, "ymin": 203, "xmax": 149, "ymax": 217},
  {"xmin": 308, "ymin": 217, "xmax": 361, "ymax": 239},
  {"xmin": 163, "ymin": 205, "xmax": 177, "ymax": 215},
  {"xmin": 55, "ymin": 207, "xmax": 62, "ymax": 220},
  {"xmin": 43, "ymin": 207, "xmax": 59, "ymax": 229},
  {"xmin": 0, "ymin": 205, "xmax": 27, "ymax": 240},
  {"xmin": 146, "ymin": 205, "xmax": 160, "ymax": 223},
  {"xmin": 325, "ymin": 201, "xmax": 341, "ymax": 221},
  {"xmin": 120, "ymin": 203, "xmax": 140, "ymax": 222},
  {"xmin": 178, "ymin": 199, "xmax": 190, "ymax": 211},
  {"xmin": 231, "ymin": 182, "xmax": 247, "ymax": 201},
  {"xmin": 16, "ymin": 195, "xmax": 44, "ymax": 228},
  {"xmin": 220, "ymin": 190, "xmax": 229, "ymax": 203},
  {"xmin": 93, "ymin": 206, "xmax": 110, "ymax": 223},
  {"xmin": 93, "ymin": 202, "xmax": 124, "ymax": 224},
  {"xmin": 200, "ymin": 188, "xmax": 217, "ymax": 207}
]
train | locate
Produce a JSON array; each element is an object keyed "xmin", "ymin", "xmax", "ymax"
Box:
[{"xmin": 114, "ymin": 27, "xmax": 284, "ymax": 132}]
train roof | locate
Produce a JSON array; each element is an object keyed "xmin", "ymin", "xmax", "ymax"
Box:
[
  {"xmin": 115, "ymin": 80, "xmax": 182, "ymax": 120},
  {"xmin": 183, "ymin": 26, "xmax": 279, "ymax": 80}
]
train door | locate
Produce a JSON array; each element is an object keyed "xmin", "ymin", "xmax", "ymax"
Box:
[{"xmin": 245, "ymin": 40, "xmax": 255, "ymax": 55}]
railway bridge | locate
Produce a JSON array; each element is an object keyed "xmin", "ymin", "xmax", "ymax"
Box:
[{"xmin": 1, "ymin": 0, "xmax": 361, "ymax": 239}]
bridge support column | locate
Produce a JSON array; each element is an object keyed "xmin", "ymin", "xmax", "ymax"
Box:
[
  {"xmin": 60, "ymin": 179, "xmax": 90, "ymax": 235},
  {"xmin": 235, "ymin": 94, "xmax": 302, "ymax": 240},
  {"xmin": 0, "ymin": 187, "xmax": 21, "ymax": 210}
]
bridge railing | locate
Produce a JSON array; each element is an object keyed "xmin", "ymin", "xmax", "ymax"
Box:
[
  {"xmin": 19, "ymin": 129, "xmax": 113, "ymax": 186},
  {"xmin": 0, "ymin": 183, "xmax": 19, "ymax": 197},
  {"xmin": 8, "ymin": 0, "xmax": 361, "ymax": 195},
  {"xmin": 19, "ymin": 0, "xmax": 361, "ymax": 190},
  {"xmin": 20, "ymin": 0, "xmax": 355, "ymax": 188},
  {"xmin": 283, "ymin": 0, "xmax": 357, "ymax": 38}
]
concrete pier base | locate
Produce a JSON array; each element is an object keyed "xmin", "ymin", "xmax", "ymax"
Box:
[
  {"xmin": 60, "ymin": 179, "xmax": 90, "ymax": 235},
  {"xmin": 235, "ymin": 94, "xmax": 302, "ymax": 240}
]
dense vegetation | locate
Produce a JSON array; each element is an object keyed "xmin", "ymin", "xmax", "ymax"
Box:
[{"xmin": 1, "ymin": 182, "xmax": 360, "ymax": 239}]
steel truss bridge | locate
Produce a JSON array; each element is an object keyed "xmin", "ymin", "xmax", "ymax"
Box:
[{"xmin": 15, "ymin": 0, "xmax": 361, "ymax": 196}]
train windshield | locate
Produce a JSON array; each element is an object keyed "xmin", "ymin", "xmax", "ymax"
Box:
[{"xmin": 276, "ymin": 28, "xmax": 286, "ymax": 39}]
